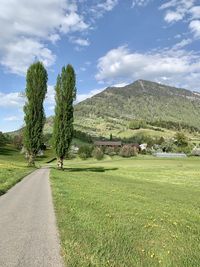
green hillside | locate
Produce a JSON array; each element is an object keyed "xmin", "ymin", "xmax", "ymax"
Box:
[
  {"xmin": 11, "ymin": 80, "xmax": 200, "ymax": 141},
  {"xmin": 68, "ymin": 80, "xmax": 200, "ymax": 138}
]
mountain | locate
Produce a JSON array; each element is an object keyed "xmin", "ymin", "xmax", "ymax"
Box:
[{"xmin": 45, "ymin": 80, "xmax": 200, "ymax": 138}]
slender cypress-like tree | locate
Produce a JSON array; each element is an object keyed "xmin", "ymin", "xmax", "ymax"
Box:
[
  {"xmin": 23, "ymin": 62, "xmax": 48, "ymax": 166},
  {"xmin": 53, "ymin": 64, "xmax": 76, "ymax": 169}
]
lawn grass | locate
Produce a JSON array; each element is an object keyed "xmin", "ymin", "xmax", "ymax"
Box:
[
  {"xmin": 0, "ymin": 145, "xmax": 55, "ymax": 195},
  {"xmin": 50, "ymin": 156, "xmax": 200, "ymax": 267},
  {"xmin": 0, "ymin": 145, "xmax": 36, "ymax": 195}
]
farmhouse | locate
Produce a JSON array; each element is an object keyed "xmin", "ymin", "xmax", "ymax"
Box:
[{"xmin": 94, "ymin": 141, "xmax": 122, "ymax": 147}]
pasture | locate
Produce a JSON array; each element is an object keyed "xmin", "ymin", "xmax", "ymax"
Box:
[
  {"xmin": 0, "ymin": 146, "xmax": 35, "ymax": 195},
  {"xmin": 0, "ymin": 145, "xmax": 53, "ymax": 195},
  {"xmin": 50, "ymin": 156, "xmax": 200, "ymax": 267}
]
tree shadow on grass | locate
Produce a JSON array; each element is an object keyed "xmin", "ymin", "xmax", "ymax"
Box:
[
  {"xmin": 0, "ymin": 147, "xmax": 15, "ymax": 156},
  {"xmin": 53, "ymin": 167, "xmax": 118, "ymax": 172}
]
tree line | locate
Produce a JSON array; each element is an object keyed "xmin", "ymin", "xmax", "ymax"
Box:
[
  {"xmin": 24, "ymin": 62, "xmax": 76, "ymax": 169},
  {"xmin": 128, "ymin": 119, "xmax": 200, "ymax": 133}
]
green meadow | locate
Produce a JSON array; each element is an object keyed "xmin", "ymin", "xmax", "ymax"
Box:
[
  {"xmin": 0, "ymin": 146, "xmax": 34, "ymax": 195},
  {"xmin": 0, "ymin": 145, "xmax": 54, "ymax": 195},
  {"xmin": 50, "ymin": 156, "xmax": 200, "ymax": 267}
]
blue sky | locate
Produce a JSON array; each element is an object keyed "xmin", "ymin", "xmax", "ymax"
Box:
[{"xmin": 0, "ymin": 0, "xmax": 200, "ymax": 132}]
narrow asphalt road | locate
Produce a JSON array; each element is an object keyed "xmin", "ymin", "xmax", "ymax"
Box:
[{"xmin": 0, "ymin": 168, "xmax": 64, "ymax": 267}]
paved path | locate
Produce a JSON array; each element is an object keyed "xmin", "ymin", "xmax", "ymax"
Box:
[{"xmin": 0, "ymin": 168, "xmax": 64, "ymax": 267}]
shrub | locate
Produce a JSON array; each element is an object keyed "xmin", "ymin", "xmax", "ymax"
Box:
[
  {"xmin": 12, "ymin": 134, "xmax": 23, "ymax": 150},
  {"xmin": 191, "ymin": 148, "xmax": 200, "ymax": 156},
  {"xmin": 105, "ymin": 147, "xmax": 117, "ymax": 156},
  {"xmin": 119, "ymin": 145, "xmax": 138, "ymax": 158},
  {"xmin": 175, "ymin": 145, "xmax": 192, "ymax": 154},
  {"xmin": 92, "ymin": 147, "xmax": 104, "ymax": 160},
  {"xmin": 0, "ymin": 132, "xmax": 7, "ymax": 147},
  {"xmin": 161, "ymin": 139, "xmax": 177, "ymax": 152},
  {"xmin": 174, "ymin": 132, "xmax": 188, "ymax": 147},
  {"xmin": 129, "ymin": 120, "xmax": 147, "ymax": 130},
  {"xmin": 78, "ymin": 145, "xmax": 93, "ymax": 159}
]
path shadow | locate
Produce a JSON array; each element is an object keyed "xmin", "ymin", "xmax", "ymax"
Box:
[{"xmin": 53, "ymin": 167, "xmax": 118, "ymax": 173}]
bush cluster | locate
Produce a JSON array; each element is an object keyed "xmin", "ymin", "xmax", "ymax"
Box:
[
  {"xmin": 119, "ymin": 145, "xmax": 138, "ymax": 158},
  {"xmin": 104, "ymin": 146, "xmax": 119, "ymax": 156},
  {"xmin": 191, "ymin": 148, "xmax": 200, "ymax": 156},
  {"xmin": 78, "ymin": 144, "xmax": 139, "ymax": 160},
  {"xmin": 78, "ymin": 145, "xmax": 93, "ymax": 159},
  {"xmin": 129, "ymin": 120, "xmax": 147, "ymax": 130},
  {"xmin": 92, "ymin": 147, "xmax": 104, "ymax": 160},
  {"xmin": 0, "ymin": 132, "xmax": 8, "ymax": 147}
]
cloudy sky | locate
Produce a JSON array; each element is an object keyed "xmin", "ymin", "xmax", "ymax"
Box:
[{"xmin": 1, "ymin": 0, "xmax": 200, "ymax": 132}]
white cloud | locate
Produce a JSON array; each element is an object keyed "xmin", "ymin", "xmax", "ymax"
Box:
[
  {"xmin": 45, "ymin": 85, "xmax": 55, "ymax": 106},
  {"xmin": 159, "ymin": 0, "xmax": 178, "ymax": 10},
  {"xmin": 160, "ymin": 0, "xmax": 195, "ymax": 11},
  {"xmin": 161, "ymin": 0, "xmax": 195, "ymax": 23},
  {"xmin": 70, "ymin": 37, "xmax": 90, "ymax": 46},
  {"xmin": 0, "ymin": 0, "xmax": 89, "ymax": 75},
  {"xmin": 172, "ymin": 38, "xmax": 192, "ymax": 49},
  {"xmin": 4, "ymin": 116, "xmax": 20, "ymax": 122},
  {"xmin": 1, "ymin": 39, "xmax": 56, "ymax": 75},
  {"xmin": 96, "ymin": 45, "xmax": 200, "ymax": 91},
  {"xmin": 190, "ymin": 6, "xmax": 200, "ymax": 19},
  {"xmin": 0, "ymin": 84, "xmax": 55, "ymax": 109},
  {"xmin": 0, "ymin": 91, "xmax": 24, "ymax": 108},
  {"xmin": 0, "ymin": 0, "xmax": 120, "ymax": 74},
  {"xmin": 189, "ymin": 20, "xmax": 200, "ymax": 38},
  {"xmin": 96, "ymin": 0, "xmax": 118, "ymax": 12},
  {"xmin": 131, "ymin": 0, "xmax": 200, "ymax": 41},
  {"xmin": 164, "ymin": 11, "xmax": 183, "ymax": 23},
  {"xmin": 89, "ymin": 0, "xmax": 118, "ymax": 18},
  {"xmin": 158, "ymin": 1, "xmax": 200, "ymax": 39},
  {"xmin": 132, "ymin": 0, "xmax": 151, "ymax": 8},
  {"xmin": 49, "ymin": 34, "xmax": 61, "ymax": 44}
]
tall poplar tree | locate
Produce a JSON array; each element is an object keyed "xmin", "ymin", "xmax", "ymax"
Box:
[
  {"xmin": 23, "ymin": 62, "xmax": 48, "ymax": 166},
  {"xmin": 53, "ymin": 64, "xmax": 76, "ymax": 169}
]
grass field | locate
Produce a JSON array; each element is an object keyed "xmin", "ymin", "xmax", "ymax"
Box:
[
  {"xmin": 50, "ymin": 156, "xmax": 200, "ymax": 267},
  {"xmin": 0, "ymin": 146, "xmax": 35, "ymax": 195},
  {"xmin": 0, "ymin": 145, "xmax": 54, "ymax": 195}
]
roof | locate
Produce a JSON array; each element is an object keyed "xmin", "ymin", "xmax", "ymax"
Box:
[{"xmin": 94, "ymin": 141, "xmax": 122, "ymax": 146}]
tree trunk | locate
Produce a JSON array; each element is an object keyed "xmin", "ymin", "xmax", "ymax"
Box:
[
  {"xmin": 28, "ymin": 153, "xmax": 35, "ymax": 167},
  {"xmin": 57, "ymin": 157, "xmax": 64, "ymax": 170}
]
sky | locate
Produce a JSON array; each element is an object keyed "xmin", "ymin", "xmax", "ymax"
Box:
[{"xmin": 0, "ymin": 0, "xmax": 200, "ymax": 132}]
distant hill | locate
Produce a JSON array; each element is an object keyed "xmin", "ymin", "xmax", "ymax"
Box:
[
  {"xmin": 44, "ymin": 80, "xmax": 200, "ymax": 139},
  {"xmin": 11, "ymin": 80, "xmax": 200, "ymax": 140}
]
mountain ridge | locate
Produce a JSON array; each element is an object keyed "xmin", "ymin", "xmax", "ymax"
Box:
[
  {"xmin": 71, "ymin": 79, "xmax": 200, "ymax": 137},
  {"xmin": 8, "ymin": 80, "xmax": 200, "ymax": 139}
]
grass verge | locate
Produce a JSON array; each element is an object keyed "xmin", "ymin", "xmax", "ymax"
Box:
[
  {"xmin": 0, "ymin": 145, "xmax": 36, "ymax": 195},
  {"xmin": 51, "ymin": 157, "xmax": 200, "ymax": 267}
]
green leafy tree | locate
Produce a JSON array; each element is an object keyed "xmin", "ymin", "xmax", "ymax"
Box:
[
  {"xmin": 13, "ymin": 134, "xmax": 23, "ymax": 150},
  {"xmin": 23, "ymin": 62, "xmax": 48, "ymax": 166},
  {"xmin": 53, "ymin": 64, "xmax": 76, "ymax": 169},
  {"xmin": 175, "ymin": 132, "xmax": 188, "ymax": 147},
  {"xmin": 0, "ymin": 132, "xmax": 7, "ymax": 147}
]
